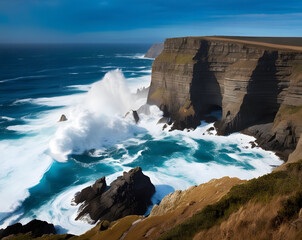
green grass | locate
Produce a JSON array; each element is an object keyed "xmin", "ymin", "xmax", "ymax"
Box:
[{"xmin": 159, "ymin": 160, "xmax": 302, "ymax": 240}]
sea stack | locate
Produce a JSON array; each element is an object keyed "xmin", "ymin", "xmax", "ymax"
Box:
[{"xmin": 74, "ymin": 167, "xmax": 155, "ymax": 223}]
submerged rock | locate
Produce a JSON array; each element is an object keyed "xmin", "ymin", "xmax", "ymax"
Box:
[
  {"xmin": 0, "ymin": 219, "xmax": 56, "ymax": 239},
  {"xmin": 74, "ymin": 167, "xmax": 155, "ymax": 223}
]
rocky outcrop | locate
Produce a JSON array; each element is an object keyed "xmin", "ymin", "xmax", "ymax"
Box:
[
  {"xmin": 145, "ymin": 43, "xmax": 164, "ymax": 58},
  {"xmin": 0, "ymin": 219, "xmax": 56, "ymax": 239},
  {"xmin": 74, "ymin": 167, "xmax": 155, "ymax": 223},
  {"xmin": 81, "ymin": 177, "xmax": 243, "ymax": 240},
  {"xmin": 147, "ymin": 36, "xmax": 302, "ymax": 160},
  {"xmin": 74, "ymin": 177, "xmax": 107, "ymax": 205},
  {"xmin": 58, "ymin": 114, "xmax": 67, "ymax": 122},
  {"xmin": 125, "ymin": 110, "xmax": 140, "ymax": 123}
]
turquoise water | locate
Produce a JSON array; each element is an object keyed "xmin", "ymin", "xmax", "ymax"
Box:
[{"xmin": 0, "ymin": 44, "xmax": 282, "ymax": 234}]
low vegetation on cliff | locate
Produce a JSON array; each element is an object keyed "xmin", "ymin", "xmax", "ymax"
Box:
[{"xmin": 159, "ymin": 160, "xmax": 302, "ymax": 240}]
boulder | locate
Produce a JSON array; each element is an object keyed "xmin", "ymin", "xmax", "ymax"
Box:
[
  {"xmin": 249, "ymin": 141, "xmax": 257, "ymax": 148},
  {"xmin": 0, "ymin": 223, "xmax": 22, "ymax": 239},
  {"xmin": 22, "ymin": 219, "xmax": 56, "ymax": 238},
  {"xmin": 58, "ymin": 114, "xmax": 67, "ymax": 122},
  {"xmin": 99, "ymin": 220, "xmax": 110, "ymax": 231},
  {"xmin": 0, "ymin": 219, "xmax": 56, "ymax": 239},
  {"xmin": 132, "ymin": 110, "xmax": 139, "ymax": 124},
  {"xmin": 75, "ymin": 167, "xmax": 155, "ymax": 223}
]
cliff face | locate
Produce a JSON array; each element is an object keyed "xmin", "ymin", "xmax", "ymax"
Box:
[{"xmin": 147, "ymin": 37, "xmax": 302, "ymax": 160}]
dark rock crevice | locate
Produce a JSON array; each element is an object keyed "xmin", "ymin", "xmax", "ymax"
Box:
[
  {"xmin": 217, "ymin": 50, "xmax": 280, "ymax": 134},
  {"xmin": 190, "ymin": 40, "xmax": 223, "ymax": 124}
]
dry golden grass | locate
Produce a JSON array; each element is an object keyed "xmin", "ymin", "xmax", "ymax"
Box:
[
  {"xmin": 123, "ymin": 177, "xmax": 244, "ymax": 240},
  {"xmin": 205, "ymin": 37, "xmax": 302, "ymax": 52},
  {"xmin": 193, "ymin": 196, "xmax": 302, "ymax": 240}
]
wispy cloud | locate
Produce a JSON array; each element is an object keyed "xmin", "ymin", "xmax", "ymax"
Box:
[
  {"xmin": 211, "ymin": 13, "xmax": 302, "ymax": 18},
  {"xmin": 0, "ymin": 0, "xmax": 302, "ymax": 42}
]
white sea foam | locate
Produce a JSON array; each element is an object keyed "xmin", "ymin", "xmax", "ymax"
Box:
[
  {"xmin": 0, "ymin": 136, "xmax": 53, "ymax": 214},
  {"xmin": 49, "ymin": 69, "xmax": 148, "ymax": 162},
  {"xmin": 115, "ymin": 53, "xmax": 153, "ymax": 60},
  {"xmin": 0, "ymin": 116, "xmax": 15, "ymax": 121},
  {"xmin": 137, "ymin": 69, "xmax": 152, "ymax": 73},
  {"xmin": 0, "ymin": 75, "xmax": 46, "ymax": 83},
  {"xmin": 66, "ymin": 84, "xmax": 92, "ymax": 92},
  {"xmin": 12, "ymin": 98, "xmax": 33, "ymax": 105},
  {"xmin": 101, "ymin": 66, "xmax": 120, "ymax": 69},
  {"xmin": 127, "ymin": 75, "xmax": 151, "ymax": 92},
  {"xmin": 20, "ymin": 183, "xmax": 95, "ymax": 235}
]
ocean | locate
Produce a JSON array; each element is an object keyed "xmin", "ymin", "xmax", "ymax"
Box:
[{"xmin": 0, "ymin": 44, "xmax": 282, "ymax": 235}]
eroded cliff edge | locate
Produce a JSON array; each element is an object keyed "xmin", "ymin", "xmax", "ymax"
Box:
[{"xmin": 147, "ymin": 36, "xmax": 302, "ymax": 161}]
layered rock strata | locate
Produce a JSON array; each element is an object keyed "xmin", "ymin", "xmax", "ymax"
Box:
[{"xmin": 147, "ymin": 36, "xmax": 302, "ymax": 160}]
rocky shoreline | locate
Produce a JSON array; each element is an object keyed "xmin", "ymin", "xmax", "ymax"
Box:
[
  {"xmin": 2, "ymin": 37, "xmax": 302, "ymax": 239},
  {"xmin": 148, "ymin": 36, "xmax": 302, "ymax": 163}
]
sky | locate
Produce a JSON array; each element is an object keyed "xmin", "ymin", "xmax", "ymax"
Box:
[{"xmin": 0, "ymin": 0, "xmax": 302, "ymax": 43}]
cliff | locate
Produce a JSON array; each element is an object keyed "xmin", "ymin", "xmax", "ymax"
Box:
[
  {"xmin": 145, "ymin": 43, "xmax": 164, "ymax": 58},
  {"xmin": 147, "ymin": 36, "xmax": 302, "ymax": 160}
]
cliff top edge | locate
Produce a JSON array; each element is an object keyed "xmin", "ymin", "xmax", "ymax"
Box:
[{"xmin": 165, "ymin": 36, "xmax": 302, "ymax": 51}]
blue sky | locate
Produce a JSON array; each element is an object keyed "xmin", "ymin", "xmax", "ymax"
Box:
[{"xmin": 0, "ymin": 0, "xmax": 302, "ymax": 43}]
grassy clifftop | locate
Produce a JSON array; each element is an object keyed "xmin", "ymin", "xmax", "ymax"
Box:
[{"xmin": 159, "ymin": 160, "xmax": 302, "ymax": 240}]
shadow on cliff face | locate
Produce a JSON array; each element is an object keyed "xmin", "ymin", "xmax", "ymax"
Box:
[
  {"xmin": 186, "ymin": 40, "xmax": 222, "ymax": 128},
  {"xmin": 221, "ymin": 50, "xmax": 280, "ymax": 134}
]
